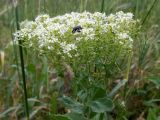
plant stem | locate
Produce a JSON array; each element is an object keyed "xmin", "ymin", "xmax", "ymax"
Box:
[
  {"xmin": 80, "ymin": 0, "xmax": 83, "ymax": 12},
  {"xmin": 15, "ymin": 5, "xmax": 29, "ymax": 120},
  {"xmin": 142, "ymin": 0, "xmax": 158, "ymax": 25},
  {"xmin": 10, "ymin": 25, "xmax": 21, "ymax": 83},
  {"xmin": 43, "ymin": 0, "xmax": 46, "ymax": 13},
  {"xmin": 101, "ymin": 0, "xmax": 105, "ymax": 12},
  {"xmin": 125, "ymin": 51, "xmax": 132, "ymax": 81}
]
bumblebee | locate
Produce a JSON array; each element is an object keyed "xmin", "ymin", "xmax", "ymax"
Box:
[{"xmin": 72, "ymin": 25, "xmax": 83, "ymax": 33}]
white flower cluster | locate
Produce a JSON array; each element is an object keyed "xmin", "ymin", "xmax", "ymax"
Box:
[{"xmin": 14, "ymin": 11, "xmax": 138, "ymax": 57}]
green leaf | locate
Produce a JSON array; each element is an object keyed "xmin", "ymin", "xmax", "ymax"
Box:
[
  {"xmin": 52, "ymin": 114, "xmax": 71, "ymax": 120},
  {"xmin": 109, "ymin": 80, "xmax": 127, "ymax": 98},
  {"xmin": 92, "ymin": 114, "xmax": 101, "ymax": 120},
  {"xmin": 92, "ymin": 87, "xmax": 106, "ymax": 100},
  {"xmin": 144, "ymin": 99, "xmax": 160, "ymax": 107},
  {"xmin": 0, "ymin": 105, "xmax": 21, "ymax": 118},
  {"xmin": 51, "ymin": 95, "xmax": 57, "ymax": 114},
  {"xmin": 58, "ymin": 96, "xmax": 84, "ymax": 114},
  {"xmin": 77, "ymin": 90, "xmax": 88, "ymax": 102},
  {"xmin": 147, "ymin": 76, "xmax": 160, "ymax": 87},
  {"xmin": 27, "ymin": 63, "xmax": 36, "ymax": 74},
  {"xmin": 66, "ymin": 112, "xmax": 87, "ymax": 120},
  {"xmin": 91, "ymin": 113, "xmax": 112, "ymax": 120},
  {"xmin": 147, "ymin": 108, "xmax": 159, "ymax": 120},
  {"xmin": 29, "ymin": 106, "xmax": 47, "ymax": 119},
  {"xmin": 89, "ymin": 97, "xmax": 114, "ymax": 113}
]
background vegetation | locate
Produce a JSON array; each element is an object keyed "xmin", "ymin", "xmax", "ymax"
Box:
[{"xmin": 0, "ymin": 0, "xmax": 160, "ymax": 120}]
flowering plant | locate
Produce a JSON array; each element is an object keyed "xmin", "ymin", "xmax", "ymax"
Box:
[
  {"xmin": 14, "ymin": 11, "xmax": 140, "ymax": 119},
  {"xmin": 14, "ymin": 11, "xmax": 138, "ymax": 78}
]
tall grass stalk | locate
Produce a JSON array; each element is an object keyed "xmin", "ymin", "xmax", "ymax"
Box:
[
  {"xmin": 14, "ymin": 4, "xmax": 29, "ymax": 120},
  {"xmin": 125, "ymin": 52, "xmax": 133, "ymax": 81},
  {"xmin": 101, "ymin": 0, "xmax": 105, "ymax": 12},
  {"xmin": 43, "ymin": 0, "xmax": 46, "ymax": 13},
  {"xmin": 84, "ymin": 0, "xmax": 88, "ymax": 10},
  {"xmin": 142, "ymin": 0, "xmax": 158, "ymax": 25},
  {"xmin": 80, "ymin": 0, "xmax": 83, "ymax": 12},
  {"xmin": 38, "ymin": 0, "xmax": 41, "ymax": 14},
  {"xmin": 135, "ymin": 0, "xmax": 139, "ymax": 18},
  {"xmin": 24, "ymin": 0, "xmax": 28, "ymax": 18},
  {"xmin": 10, "ymin": 25, "xmax": 21, "ymax": 82}
]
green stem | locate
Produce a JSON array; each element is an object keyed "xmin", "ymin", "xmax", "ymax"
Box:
[
  {"xmin": 135, "ymin": 0, "xmax": 139, "ymax": 18},
  {"xmin": 80, "ymin": 0, "xmax": 83, "ymax": 12},
  {"xmin": 125, "ymin": 51, "xmax": 132, "ymax": 81},
  {"xmin": 43, "ymin": 0, "xmax": 46, "ymax": 13},
  {"xmin": 101, "ymin": 0, "xmax": 105, "ymax": 12},
  {"xmin": 15, "ymin": 5, "xmax": 29, "ymax": 120},
  {"xmin": 123, "ymin": 51, "xmax": 133, "ymax": 101},
  {"xmin": 10, "ymin": 25, "xmax": 21, "ymax": 84},
  {"xmin": 142, "ymin": 0, "xmax": 158, "ymax": 25}
]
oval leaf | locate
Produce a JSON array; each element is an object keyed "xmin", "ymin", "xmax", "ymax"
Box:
[{"xmin": 89, "ymin": 97, "xmax": 114, "ymax": 113}]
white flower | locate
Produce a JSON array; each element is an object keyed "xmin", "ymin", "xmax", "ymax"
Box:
[
  {"xmin": 117, "ymin": 33, "xmax": 130, "ymax": 40},
  {"xmin": 35, "ymin": 14, "xmax": 50, "ymax": 23},
  {"xmin": 14, "ymin": 11, "xmax": 138, "ymax": 57}
]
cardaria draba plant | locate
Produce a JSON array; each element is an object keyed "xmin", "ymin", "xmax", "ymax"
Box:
[
  {"xmin": 14, "ymin": 11, "xmax": 139, "ymax": 84},
  {"xmin": 14, "ymin": 11, "xmax": 140, "ymax": 119}
]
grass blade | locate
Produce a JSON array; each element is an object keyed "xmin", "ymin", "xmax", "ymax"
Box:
[
  {"xmin": 101, "ymin": 0, "xmax": 105, "ymax": 12},
  {"xmin": 142, "ymin": 0, "xmax": 158, "ymax": 25},
  {"xmin": 14, "ymin": 3, "xmax": 29, "ymax": 120}
]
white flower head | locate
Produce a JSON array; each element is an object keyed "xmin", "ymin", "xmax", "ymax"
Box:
[{"xmin": 14, "ymin": 11, "xmax": 138, "ymax": 58}]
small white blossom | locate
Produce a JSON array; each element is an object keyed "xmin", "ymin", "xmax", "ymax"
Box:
[{"xmin": 14, "ymin": 11, "xmax": 138, "ymax": 57}]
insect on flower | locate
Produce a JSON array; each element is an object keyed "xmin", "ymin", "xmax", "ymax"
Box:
[{"xmin": 72, "ymin": 25, "xmax": 83, "ymax": 33}]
